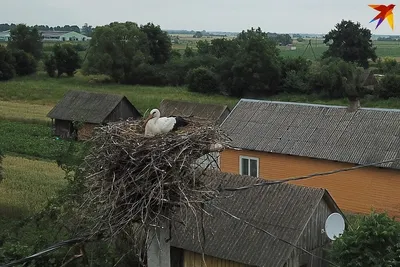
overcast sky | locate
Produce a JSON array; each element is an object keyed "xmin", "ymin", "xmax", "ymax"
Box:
[{"xmin": 0, "ymin": 0, "xmax": 399, "ymax": 35}]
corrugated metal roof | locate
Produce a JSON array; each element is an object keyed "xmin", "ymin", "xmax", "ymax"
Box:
[
  {"xmin": 171, "ymin": 171, "xmax": 335, "ymax": 267},
  {"xmin": 220, "ymin": 99, "xmax": 400, "ymax": 169},
  {"xmin": 47, "ymin": 90, "xmax": 130, "ymax": 123},
  {"xmin": 159, "ymin": 99, "xmax": 230, "ymax": 124}
]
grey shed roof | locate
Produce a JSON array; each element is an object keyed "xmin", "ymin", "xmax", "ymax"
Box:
[
  {"xmin": 220, "ymin": 99, "xmax": 400, "ymax": 170},
  {"xmin": 171, "ymin": 171, "xmax": 340, "ymax": 267},
  {"xmin": 159, "ymin": 99, "xmax": 230, "ymax": 124},
  {"xmin": 47, "ymin": 90, "xmax": 139, "ymax": 124}
]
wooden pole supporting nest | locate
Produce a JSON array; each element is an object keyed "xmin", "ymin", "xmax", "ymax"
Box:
[{"xmin": 76, "ymin": 119, "xmax": 230, "ymax": 263}]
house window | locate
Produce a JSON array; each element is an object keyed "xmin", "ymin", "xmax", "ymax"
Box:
[{"xmin": 239, "ymin": 156, "xmax": 259, "ymax": 177}]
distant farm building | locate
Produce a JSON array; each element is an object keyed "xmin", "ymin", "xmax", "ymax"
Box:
[
  {"xmin": 47, "ymin": 90, "xmax": 141, "ymax": 140},
  {"xmin": 159, "ymin": 99, "xmax": 231, "ymax": 125},
  {"xmin": 40, "ymin": 31, "xmax": 90, "ymax": 42},
  {"xmin": 0, "ymin": 30, "xmax": 10, "ymax": 41}
]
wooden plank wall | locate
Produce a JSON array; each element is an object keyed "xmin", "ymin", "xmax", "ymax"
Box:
[
  {"xmin": 183, "ymin": 250, "xmax": 248, "ymax": 267},
  {"xmin": 220, "ymin": 148, "xmax": 400, "ymax": 219}
]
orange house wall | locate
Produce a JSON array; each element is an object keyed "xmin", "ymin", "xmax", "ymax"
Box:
[{"xmin": 220, "ymin": 149, "xmax": 400, "ymax": 218}]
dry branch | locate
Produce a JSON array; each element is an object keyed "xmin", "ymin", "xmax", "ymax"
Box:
[{"xmin": 77, "ymin": 119, "xmax": 229, "ymax": 257}]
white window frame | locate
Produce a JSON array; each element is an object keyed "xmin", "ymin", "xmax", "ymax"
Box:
[{"xmin": 239, "ymin": 156, "xmax": 259, "ymax": 177}]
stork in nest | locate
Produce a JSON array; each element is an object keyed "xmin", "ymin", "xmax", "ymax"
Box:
[{"xmin": 144, "ymin": 109, "xmax": 189, "ymax": 137}]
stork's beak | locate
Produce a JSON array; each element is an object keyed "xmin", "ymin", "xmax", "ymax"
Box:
[{"xmin": 143, "ymin": 113, "xmax": 153, "ymax": 125}]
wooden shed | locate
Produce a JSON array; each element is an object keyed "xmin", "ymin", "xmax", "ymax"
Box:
[
  {"xmin": 170, "ymin": 171, "xmax": 343, "ymax": 267},
  {"xmin": 159, "ymin": 99, "xmax": 231, "ymax": 125},
  {"xmin": 46, "ymin": 90, "xmax": 142, "ymax": 140}
]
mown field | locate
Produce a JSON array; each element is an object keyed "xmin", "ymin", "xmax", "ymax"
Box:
[{"xmin": 0, "ymin": 156, "xmax": 66, "ymax": 220}]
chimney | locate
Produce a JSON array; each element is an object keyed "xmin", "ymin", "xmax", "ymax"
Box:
[{"xmin": 347, "ymin": 96, "xmax": 360, "ymax": 112}]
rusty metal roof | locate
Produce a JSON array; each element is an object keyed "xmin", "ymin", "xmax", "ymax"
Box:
[
  {"xmin": 171, "ymin": 171, "xmax": 339, "ymax": 266},
  {"xmin": 220, "ymin": 99, "xmax": 400, "ymax": 169},
  {"xmin": 159, "ymin": 99, "xmax": 230, "ymax": 125},
  {"xmin": 47, "ymin": 90, "xmax": 140, "ymax": 124}
]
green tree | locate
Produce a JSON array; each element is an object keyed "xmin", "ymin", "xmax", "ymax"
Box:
[
  {"xmin": 11, "ymin": 49, "xmax": 37, "ymax": 76},
  {"xmin": 309, "ymin": 57, "xmax": 363, "ymax": 98},
  {"xmin": 7, "ymin": 24, "xmax": 43, "ymax": 60},
  {"xmin": 0, "ymin": 46, "xmax": 15, "ymax": 81},
  {"xmin": 196, "ymin": 40, "xmax": 210, "ymax": 55},
  {"xmin": 330, "ymin": 211, "xmax": 400, "ymax": 267},
  {"xmin": 209, "ymin": 38, "xmax": 238, "ymax": 58},
  {"xmin": 218, "ymin": 27, "xmax": 281, "ymax": 97},
  {"xmin": 84, "ymin": 22, "xmax": 150, "ymax": 83},
  {"xmin": 323, "ymin": 20, "xmax": 377, "ymax": 68},
  {"xmin": 50, "ymin": 43, "xmax": 81, "ymax": 77},
  {"xmin": 184, "ymin": 45, "xmax": 195, "ymax": 57},
  {"xmin": 186, "ymin": 66, "xmax": 219, "ymax": 94},
  {"xmin": 43, "ymin": 54, "xmax": 56, "ymax": 78},
  {"xmin": 140, "ymin": 22, "xmax": 172, "ymax": 64}
]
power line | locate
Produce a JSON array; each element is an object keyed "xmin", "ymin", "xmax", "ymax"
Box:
[
  {"xmin": 209, "ymin": 203, "xmax": 339, "ymax": 267},
  {"xmin": 221, "ymin": 157, "xmax": 400, "ymax": 192},
  {"xmin": 0, "ymin": 237, "xmax": 87, "ymax": 267}
]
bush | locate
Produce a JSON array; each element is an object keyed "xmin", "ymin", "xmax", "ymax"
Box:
[
  {"xmin": 11, "ymin": 49, "xmax": 37, "ymax": 76},
  {"xmin": 282, "ymin": 70, "xmax": 310, "ymax": 93},
  {"xmin": 186, "ymin": 67, "xmax": 219, "ymax": 94},
  {"xmin": 280, "ymin": 56, "xmax": 312, "ymax": 93},
  {"xmin": 375, "ymin": 73, "xmax": 400, "ymax": 99},
  {"xmin": 43, "ymin": 54, "xmax": 57, "ymax": 78},
  {"xmin": 308, "ymin": 57, "xmax": 363, "ymax": 99},
  {"xmin": 0, "ymin": 46, "xmax": 16, "ymax": 81},
  {"xmin": 376, "ymin": 57, "xmax": 399, "ymax": 74},
  {"xmin": 330, "ymin": 211, "xmax": 400, "ymax": 267}
]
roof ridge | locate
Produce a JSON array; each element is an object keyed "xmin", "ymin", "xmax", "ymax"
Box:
[{"xmin": 239, "ymin": 98, "xmax": 400, "ymax": 112}]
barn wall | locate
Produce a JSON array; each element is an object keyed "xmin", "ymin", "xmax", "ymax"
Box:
[
  {"xmin": 105, "ymin": 98, "xmax": 141, "ymax": 122},
  {"xmin": 54, "ymin": 119, "xmax": 73, "ymax": 139},
  {"xmin": 297, "ymin": 199, "xmax": 335, "ymax": 267},
  {"xmin": 220, "ymin": 149, "xmax": 400, "ymax": 218},
  {"xmin": 183, "ymin": 250, "xmax": 249, "ymax": 267},
  {"xmin": 77, "ymin": 123, "xmax": 97, "ymax": 141}
]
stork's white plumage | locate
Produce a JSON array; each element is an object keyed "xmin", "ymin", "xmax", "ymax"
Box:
[{"xmin": 144, "ymin": 109, "xmax": 188, "ymax": 136}]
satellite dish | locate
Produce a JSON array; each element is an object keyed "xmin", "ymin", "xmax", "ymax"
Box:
[{"xmin": 324, "ymin": 212, "xmax": 345, "ymax": 240}]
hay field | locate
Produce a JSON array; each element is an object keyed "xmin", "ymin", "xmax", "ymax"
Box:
[
  {"xmin": 0, "ymin": 156, "xmax": 66, "ymax": 219},
  {"xmin": 0, "ymin": 100, "xmax": 52, "ymax": 123}
]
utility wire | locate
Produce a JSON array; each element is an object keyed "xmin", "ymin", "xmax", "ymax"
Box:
[
  {"xmin": 221, "ymin": 157, "xmax": 400, "ymax": 192},
  {"xmin": 0, "ymin": 237, "xmax": 87, "ymax": 267},
  {"xmin": 209, "ymin": 203, "xmax": 339, "ymax": 267},
  {"xmin": 4, "ymin": 158, "xmax": 399, "ymax": 266}
]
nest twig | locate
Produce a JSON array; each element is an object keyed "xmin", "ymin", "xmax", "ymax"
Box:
[{"xmin": 77, "ymin": 119, "xmax": 229, "ymax": 258}]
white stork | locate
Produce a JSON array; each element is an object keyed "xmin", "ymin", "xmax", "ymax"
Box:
[{"xmin": 144, "ymin": 109, "xmax": 188, "ymax": 136}]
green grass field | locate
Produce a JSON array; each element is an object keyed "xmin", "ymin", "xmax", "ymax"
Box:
[
  {"xmin": 279, "ymin": 39, "xmax": 400, "ymax": 60},
  {"xmin": 0, "ymin": 120, "xmax": 78, "ymax": 160},
  {"xmin": 0, "ymin": 72, "xmax": 239, "ymax": 113},
  {"xmin": 0, "ymin": 156, "xmax": 66, "ymax": 219}
]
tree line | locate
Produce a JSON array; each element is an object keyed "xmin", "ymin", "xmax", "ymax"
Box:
[
  {"xmin": 0, "ymin": 23, "xmax": 93, "ymax": 36},
  {"xmin": 2, "ymin": 20, "xmax": 400, "ymax": 100}
]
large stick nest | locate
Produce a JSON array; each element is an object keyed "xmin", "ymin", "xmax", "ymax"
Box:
[{"xmin": 78, "ymin": 119, "xmax": 230, "ymax": 243}]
